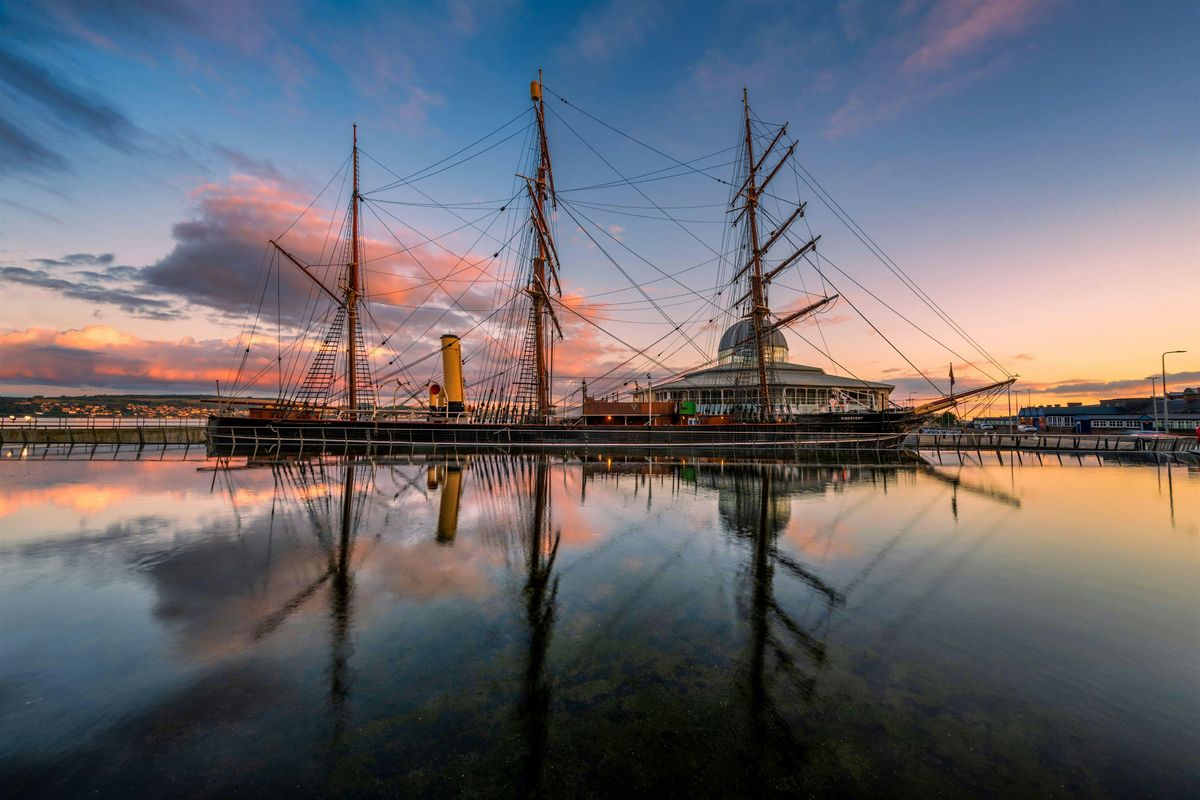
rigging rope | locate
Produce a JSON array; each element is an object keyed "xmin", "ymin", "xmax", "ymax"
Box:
[
  {"xmin": 785, "ymin": 153, "xmax": 1011, "ymax": 377},
  {"xmin": 362, "ymin": 108, "xmax": 531, "ymax": 194},
  {"xmin": 542, "ymin": 84, "xmax": 733, "ymax": 188}
]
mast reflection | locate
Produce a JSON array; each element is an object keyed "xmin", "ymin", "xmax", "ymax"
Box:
[
  {"xmin": 718, "ymin": 465, "xmax": 844, "ymax": 779},
  {"xmin": 438, "ymin": 453, "xmax": 560, "ymax": 795},
  {"xmin": 517, "ymin": 456, "xmax": 559, "ymax": 797},
  {"xmin": 239, "ymin": 457, "xmax": 370, "ymax": 757},
  {"xmin": 328, "ymin": 461, "xmax": 358, "ymax": 750}
]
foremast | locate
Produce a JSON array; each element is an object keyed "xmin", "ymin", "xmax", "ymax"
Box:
[{"xmin": 269, "ymin": 125, "xmax": 373, "ymax": 418}]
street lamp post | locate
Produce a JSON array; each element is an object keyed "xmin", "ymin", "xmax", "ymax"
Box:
[
  {"xmin": 1162, "ymin": 350, "xmax": 1186, "ymax": 434},
  {"xmin": 1006, "ymin": 375, "xmax": 1019, "ymax": 431},
  {"xmin": 645, "ymin": 373, "xmax": 652, "ymax": 426},
  {"xmin": 1145, "ymin": 376, "xmax": 1158, "ymax": 431},
  {"xmin": 391, "ymin": 379, "xmax": 406, "ymax": 416}
]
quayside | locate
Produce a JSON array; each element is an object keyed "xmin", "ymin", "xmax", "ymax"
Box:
[{"xmin": 210, "ymin": 75, "xmax": 1015, "ymax": 455}]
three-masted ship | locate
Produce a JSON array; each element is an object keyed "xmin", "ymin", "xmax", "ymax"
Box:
[{"xmin": 208, "ymin": 76, "xmax": 1012, "ymax": 455}]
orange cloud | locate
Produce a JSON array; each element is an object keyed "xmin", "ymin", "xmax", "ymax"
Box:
[
  {"xmin": 0, "ymin": 325, "xmax": 269, "ymax": 391},
  {"xmin": 545, "ymin": 293, "xmax": 646, "ymax": 402}
]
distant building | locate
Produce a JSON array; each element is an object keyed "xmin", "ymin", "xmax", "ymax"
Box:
[{"xmin": 1014, "ymin": 389, "xmax": 1200, "ymax": 433}]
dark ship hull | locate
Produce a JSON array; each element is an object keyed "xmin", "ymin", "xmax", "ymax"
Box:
[{"xmin": 206, "ymin": 412, "xmax": 924, "ymax": 456}]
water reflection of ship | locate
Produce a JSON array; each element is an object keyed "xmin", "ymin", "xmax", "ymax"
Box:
[
  {"xmin": 571, "ymin": 458, "xmax": 866, "ymax": 774},
  {"xmin": 515, "ymin": 458, "xmax": 559, "ymax": 797},
  {"xmin": 426, "ymin": 461, "xmax": 465, "ymax": 543},
  {"xmin": 420, "ymin": 454, "xmax": 560, "ymax": 795},
  {"xmin": 233, "ymin": 457, "xmax": 374, "ymax": 756},
  {"xmin": 711, "ymin": 459, "xmax": 1028, "ymax": 789},
  {"xmin": 217, "ymin": 452, "xmax": 1025, "ymax": 792},
  {"xmin": 577, "ymin": 454, "xmax": 1020, "ymax": 519},
  {"xmin": 328, "ymin": 462, "xmax": 360, "ymax": 750},
  {"xmin": 714, "ymin": 465, "xmax": 844, "ymax": 779}
]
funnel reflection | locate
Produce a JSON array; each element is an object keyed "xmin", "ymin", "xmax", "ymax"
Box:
[{"xmin": 434, "ymin": 462, "xmax": 465, "ymax": 544}]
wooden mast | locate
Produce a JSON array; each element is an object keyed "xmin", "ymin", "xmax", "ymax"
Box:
[
  {"xmin": 742, "ymin": 89, "xmax": 772, "ymax": 422},
  {"xmin": 347, "ymin": 124, "xmax": 361, "ymax": 419},
  {"xmin": 530, "ymin": 72, "xmax": 556, "ymax": 421}
]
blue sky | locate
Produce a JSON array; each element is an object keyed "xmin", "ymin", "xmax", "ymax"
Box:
[{"xmin": 0, "ymin": 0, "xmax": 1197, "ymax": 401}]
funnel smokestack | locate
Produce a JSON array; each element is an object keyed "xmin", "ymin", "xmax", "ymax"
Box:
[{"xmin": 441, "ymin": 334, "xmax": 465, "ymax": 414}]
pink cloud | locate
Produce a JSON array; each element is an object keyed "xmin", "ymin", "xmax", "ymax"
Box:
[
  {"xmin": 548, "ymin": 293, "xmax": 643, "ymax": 400},
  {"xmin": 902, "ymin": 0, "xmax": 1044, "ymax": 74},
  {"xmin": 826, "ymin": 0, "xmax": 1058, "ymax": 138},
  {"xmin": 141, "ymin": 174, "xmax": 493, "ymax": 333},
  {"xmin": 1, "ymin": 171, "xmax": 521, "ymax": 395}
]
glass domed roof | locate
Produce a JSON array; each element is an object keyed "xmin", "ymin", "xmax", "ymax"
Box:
[{"xmin": 717, "ymin": 320, "xmax": 788, "ymax": 362}]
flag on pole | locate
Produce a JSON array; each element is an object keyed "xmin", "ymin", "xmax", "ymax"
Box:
[{"xmin": 949, "ymin": 362, "xmax": 955, "ymax": 393}]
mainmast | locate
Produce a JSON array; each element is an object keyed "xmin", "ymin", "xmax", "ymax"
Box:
[
  {"xmin": 523, "ymin": 72, "xmax": 562, "ymax": 422},
  {"xmin": 347, "ymin": 124, "xmax": 361, "ymax": 418},
  {"xmin": 533, "ymin": 79, "xmax": 550, "ymax": 419},
  {"xmin": 741, "ymin": 89, "xmax": 772, "ymax": 422}
]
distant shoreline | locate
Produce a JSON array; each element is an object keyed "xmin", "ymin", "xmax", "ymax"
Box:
[{"xmin": 0, "ymin": 394, "xmax": 235, "ymax": 418}]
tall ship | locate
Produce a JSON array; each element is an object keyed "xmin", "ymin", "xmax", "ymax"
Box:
[{"xmin": 208, "ymin": 76, "xmax": 1013, "ymax": 454}]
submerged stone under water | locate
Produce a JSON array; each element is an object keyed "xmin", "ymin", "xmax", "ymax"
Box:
[{"xmin": 0, "ymin": 452, "xmax": 1196, "ymax": 798}]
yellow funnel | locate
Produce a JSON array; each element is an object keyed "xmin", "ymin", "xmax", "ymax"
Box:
[{"xmin": 441, "ymin": 334, "xmax": 465, "ymax": 414}]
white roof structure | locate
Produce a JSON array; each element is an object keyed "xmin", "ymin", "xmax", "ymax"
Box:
[{"xmin": 654, "ymin": 321, "xmax": 894, "ymax": 394}]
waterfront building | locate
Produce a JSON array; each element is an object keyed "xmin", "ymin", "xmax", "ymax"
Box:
[
  {"xmin": 1015, "ymin": 390, "xmax": 1200, "ymax": 433},
  {"xmin": 646, "ymin": 321, "xmax": 894, "ymax": 419}
]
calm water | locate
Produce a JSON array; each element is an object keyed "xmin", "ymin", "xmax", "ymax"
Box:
[{"xmin": 0, "ymin": 452, "xmax": 1197, "ymax": 798}]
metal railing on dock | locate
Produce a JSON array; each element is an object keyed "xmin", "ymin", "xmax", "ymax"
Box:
[
  {"xmin": 0, "ymin": 417, "xmax": 207, "ymax": 447},
  {"xmin": 906, "ymin": 432, "xmax": 1200, "ymax": 454}
]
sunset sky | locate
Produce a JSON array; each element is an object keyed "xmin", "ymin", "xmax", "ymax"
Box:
[{"xmin": 1, "ymin": 0, "xmax": 1196, "ymax": 405}]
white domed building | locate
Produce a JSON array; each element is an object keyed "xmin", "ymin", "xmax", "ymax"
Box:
[{"xmin": 647, "ymin": 320, "xmax": 894, "ymax": 420}]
